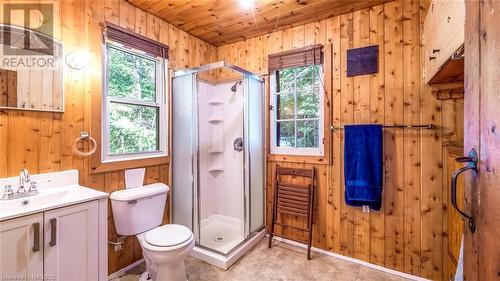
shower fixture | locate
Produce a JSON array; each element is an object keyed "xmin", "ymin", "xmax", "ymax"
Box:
[
  {"xmin": 172, "ymin": 61, "xmax": 265, "ymax": 270},
  {"xmin": 231, "ymin": 80, "xmax": 243, "ymax": 92}
]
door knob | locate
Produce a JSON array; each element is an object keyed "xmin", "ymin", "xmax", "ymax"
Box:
[{"xmin": 451, "ymin": 149, "xmax": 477, "ymax": 233}]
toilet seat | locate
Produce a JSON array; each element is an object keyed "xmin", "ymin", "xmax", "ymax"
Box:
[
  {"xmin": 138, "ymin": 224, "xmax": 194, "ymax": 252},
  {"xmin": 145, "ymin": 224, "xmax": 192, "ymax": 247}
]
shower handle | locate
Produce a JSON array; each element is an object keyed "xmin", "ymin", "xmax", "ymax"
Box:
[{"xmin": 233, "ymin": 137, "xmax": 244, "ymax": 152}]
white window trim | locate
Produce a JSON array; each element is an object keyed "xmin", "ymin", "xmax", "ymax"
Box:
[
  {"xmin": 269, "ymin": 66, "xmax": 324, "ymax": 156},
  {"xmin": 102, "ymin": 41, "xmax": 168, "ymax": 163}
]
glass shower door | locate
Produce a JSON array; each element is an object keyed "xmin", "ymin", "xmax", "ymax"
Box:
[
  {"xmin": 196, "ymin": 79, "xmax": 246, "ymax": 255},
  {"xmin": 172, "ymin": 73, "xmax": 196, "ymax": 232},
  {"xmin": 246, "ymin": 76, "xmax": 265, "ymax": 233}
]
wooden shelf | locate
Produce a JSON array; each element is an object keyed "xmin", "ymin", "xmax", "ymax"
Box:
[
  {"xmin": 428, "ymin": 46, "xmax": 464, "ymax": 100},
  {"xmin": 429, "ymin": 56, "xmax": 464, "ymax": 85},
  {"xmin": 431, "ymin": 82, "xmax": 464, "ymax": 100}
]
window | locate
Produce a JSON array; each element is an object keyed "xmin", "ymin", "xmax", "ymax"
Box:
[
  {"xmin": 102, "ymin": 40, "xmax": 167, "ymax": 163},
  {"xmin": 270, "ymin": 65, "xmax": 324, "ymax": 155}
]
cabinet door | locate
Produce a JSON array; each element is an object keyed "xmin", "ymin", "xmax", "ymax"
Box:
[
  {"xmin": 0, "ymin": 213, "xmax": 43, "ymax": 279},
  {"xmin": 44, "ymin": 201, "xmax": 99, "ymax": 281},
  {"xmin": 423, "ymin": 0, "xmax": 465, "ymax": 84}
]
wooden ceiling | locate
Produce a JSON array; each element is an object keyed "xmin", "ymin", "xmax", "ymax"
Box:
[{"xmin": 127, "ymin": 0, "xmax": 389, "ymax": 46}]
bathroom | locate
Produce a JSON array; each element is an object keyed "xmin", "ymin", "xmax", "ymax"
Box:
[{"xmin": 0, "ymin": 0, "xmax": 498, "ymax": 281}]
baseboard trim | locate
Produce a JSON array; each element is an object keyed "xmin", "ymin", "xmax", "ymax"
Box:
[
  {"xmin": 269, "ymin": 235, "xmax": 430, "ymax": 281},
  {"xmin": 108, "ymin": 258, "xmax": 144, "ymax": 280}
]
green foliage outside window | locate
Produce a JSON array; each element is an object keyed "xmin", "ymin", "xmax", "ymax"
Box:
[
  {"xmin": 275, "ymin": 65, "xmax": 321, "ymax": 149},
  {"xmin": 108, "ymin": 47, "xmax": 156, "ymax": 101},
  {"xmin": 107, "ymin": 45, "xmax": 160, "ymax": 155}
]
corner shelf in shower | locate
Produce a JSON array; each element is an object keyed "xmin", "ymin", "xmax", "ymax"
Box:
[
  {"xmin": 208, "ymin": 116, "xmax": 224, "ymax": 123},
  {"xmin": 208, "ymin": 95, "xmax": 224, "ymax": 173},
  {"xmin": 208, "ymin": 98, "xmax": 224, "ymax": 105},
  {"xmin": 208, "ymin": 165, "xmax": 224, "ymax": 172},
  {"xmin": 208, "ymin": 150, "xmax": 224, "ymax": 172}
]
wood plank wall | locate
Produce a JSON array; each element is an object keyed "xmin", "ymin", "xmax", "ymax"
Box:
[
  {"xmin": 217, "ymin": 1, "xmax": 463, "ymax": 280},
  {"xmin": 0, "ymin": 0, "xmax": 217, "ymax": 275}
]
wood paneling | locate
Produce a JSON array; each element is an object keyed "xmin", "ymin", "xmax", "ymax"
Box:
[
  {"xmin": 0, "ymin": 0, "xmax": 217, "ymax": 275},
  {"xmin": 1, "ymin": 0, "xmax": 466, "ymax": 279},
  {"xmin": 127, "ymin": 0, "xmax": 390, "ymax": 46},
  {"xmin": 464, "ymin": 0, "xmax": 500, "ymax": 279},
  {"xmin": 0, "ymin": 68, "xmax": 63, "ymax": 111},
  {"xmin": 463, "ymin": 0, "xmax": 480, "ymax": 280},
  {"xmin": 0, "ymin": 69, "xmax": 17, "ymax": 107},
  {"xmin": 217, "ymin": 1, "xmax": 463, "ymax": 280},
  {"xmin": 443, "ymin": 144, "xmax": 464, "ymax": 281}
]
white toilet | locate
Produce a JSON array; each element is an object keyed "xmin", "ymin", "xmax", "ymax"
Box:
[{"xmin": 110, "ymin": 183, "xmax": 194, "ymax": 281}]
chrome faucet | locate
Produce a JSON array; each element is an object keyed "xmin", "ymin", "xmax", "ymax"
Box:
[
  {"xmin": 18, "ymin": 168, "xmax": 30, "ymax": 193},
  {"xmin": 1, "ymin": 169, "xmax": 38, "ymax": 200}
]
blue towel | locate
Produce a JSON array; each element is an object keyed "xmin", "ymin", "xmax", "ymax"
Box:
[{"xmin": 344, "ymin": 124, "xmax": 383, "ymax": 211}]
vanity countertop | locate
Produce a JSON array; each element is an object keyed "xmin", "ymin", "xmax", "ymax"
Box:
[{"xmin": 0, "ymin": 170, "xmax": 108, "ymax": 221}]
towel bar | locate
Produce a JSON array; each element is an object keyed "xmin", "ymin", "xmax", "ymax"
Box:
[{"xmin": 330, "ymin": 124, "xmax": 435, "ymax": 131}]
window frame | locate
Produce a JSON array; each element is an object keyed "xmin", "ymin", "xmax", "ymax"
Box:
[
  {"xmin": 269, "ymin": 64, "xmax": 324, "ymax": 156},
  {"xmin": 101, "ymin": 41, "xmax": 168, "ymax": 163}
]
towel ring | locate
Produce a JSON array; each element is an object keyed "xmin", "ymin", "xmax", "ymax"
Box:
[{"xmin": 72, "ymin": 132, "xmax": 97, "ymax": 157}]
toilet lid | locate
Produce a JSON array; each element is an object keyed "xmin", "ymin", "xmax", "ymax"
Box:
[{"xmin": 145, "ymin": 224, "xmax": 192, "ymax": 247}]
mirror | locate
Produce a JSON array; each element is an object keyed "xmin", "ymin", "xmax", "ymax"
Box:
[{"xmin": 0, "ymin": 24, "xmax": 63, "ymax": 112}]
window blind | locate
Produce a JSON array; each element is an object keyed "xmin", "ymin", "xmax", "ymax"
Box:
[
  {"xmin": 268, "ymin": 44, "xmax": 323, "ymax": 72},
  {"xmin": 104, "ymin": 22, "xmax": 169, "ymax": 59}
]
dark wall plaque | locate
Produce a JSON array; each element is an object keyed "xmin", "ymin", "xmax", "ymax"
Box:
[{"xmin": 347, "ymin": 45, "xmax": 379, "ymax": 77}]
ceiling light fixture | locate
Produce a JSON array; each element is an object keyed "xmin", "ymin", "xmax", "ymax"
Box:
[{"xmin": 240, "ymin": 0, "xmax": 255, "ymax": 8}]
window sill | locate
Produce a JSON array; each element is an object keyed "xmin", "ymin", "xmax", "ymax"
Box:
[
  {"xmin": 91, "ymin": 156, "xmax": 169, "ymax": 174},
  {"xmin": 267, "ymin": 153, "xmax": 330, "ymax": 165}
]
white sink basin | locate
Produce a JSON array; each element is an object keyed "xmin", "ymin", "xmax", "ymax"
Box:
[{"xmin": 0, "ymin": 170, "xmax": 108, "ymax": 221}]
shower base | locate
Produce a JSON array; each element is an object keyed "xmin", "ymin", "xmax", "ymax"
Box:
[
  {"xmin": 199, "ymin": 214, "xmax": 244, "ymax": 254},
  {"xmin": 191, "ymin": 214, "xmax": 265, "ymax": 269}
]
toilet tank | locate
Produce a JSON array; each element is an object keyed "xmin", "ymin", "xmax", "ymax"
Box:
[{"xmin": 110, "ymin": 183, "xmax": 169, "ymax": 236}]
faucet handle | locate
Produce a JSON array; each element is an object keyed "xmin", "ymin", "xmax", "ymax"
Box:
[
  {"xmin": 29, "ymin": 181, "xmax": 38, "ymax": 192},
  {"xmin": 2, "ymin": 185, "xmax": 13, "ymax": 198}
]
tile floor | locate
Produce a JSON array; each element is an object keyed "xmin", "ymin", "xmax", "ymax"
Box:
[{"xmin": 115, "ymin": 239, "xmax": 413, "ymax": 281}]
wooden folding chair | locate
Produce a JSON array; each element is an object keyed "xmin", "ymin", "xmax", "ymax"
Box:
[{"xmin": 268, "ymin": 166, "xmax": 316, "ymax": 260}]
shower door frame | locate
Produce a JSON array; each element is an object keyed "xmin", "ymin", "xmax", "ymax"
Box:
[{"xmin": 173, "ymin": 61, "xmax": 266, "ymax": 257}]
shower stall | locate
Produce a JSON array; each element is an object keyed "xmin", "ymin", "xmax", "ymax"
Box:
[{"xmin": 172, "ymin": 61, "xmax": 265, "ymax": 269}]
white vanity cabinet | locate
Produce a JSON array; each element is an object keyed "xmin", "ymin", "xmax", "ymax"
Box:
[
  {"xmin": 0, "ymin": 200, "xmax": 105, "ymax": 281},
  {"xmin": 0, "ymin": 170, "xmax": 108, "ymax": 281},
  {"xmin": 44, "ymin": 201, "xmax": 99, "ymax": 281},
  {"xmin": 0, "ymin": 213, "xmax": 44, "ymax": 278}
]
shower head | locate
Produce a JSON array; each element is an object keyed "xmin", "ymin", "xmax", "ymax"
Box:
[{"xmin": 231, "ymin": 80, "xmax": 242, "ymax": 92}]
